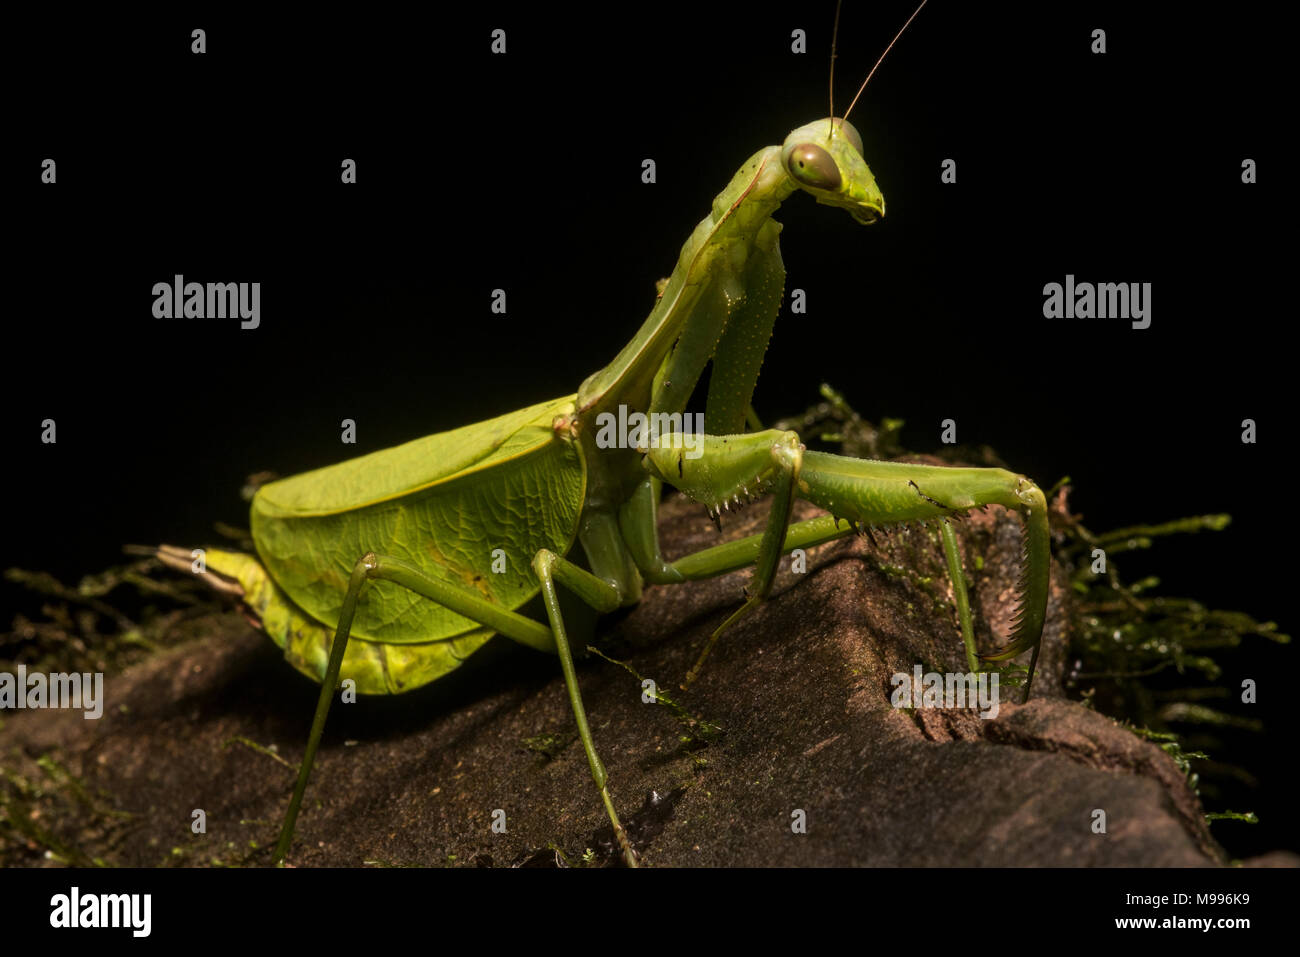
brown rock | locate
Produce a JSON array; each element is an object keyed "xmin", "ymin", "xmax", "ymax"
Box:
[{"xmin": 0, "ymin": 489, "xmax": 1229, "ymax": 867}]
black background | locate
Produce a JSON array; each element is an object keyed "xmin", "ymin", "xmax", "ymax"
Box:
[{"xmin": 6, "ymin": 1, "xmax": 1293, "ymax": 860}]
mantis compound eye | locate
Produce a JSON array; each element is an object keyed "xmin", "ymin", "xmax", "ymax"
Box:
[{"xmin": 784, "ymin": 143, "xmax": 841, "ymax": 191}]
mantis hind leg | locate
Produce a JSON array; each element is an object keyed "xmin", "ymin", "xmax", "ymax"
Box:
[
  {"xmin": 272, "ymin": 550, "xmax": 639, "ymax": 867},
  {"xmin": 274, "ymin": 555, "xmax": 372, "ymax": 865},
  {"xmin": 531, "ymin": 548, "xmax": 635, "ymax": 866}
]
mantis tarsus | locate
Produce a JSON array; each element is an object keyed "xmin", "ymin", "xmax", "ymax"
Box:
[{"xmin": 158, "ymin": 0, "xmax": 1049, "ymax": 868}]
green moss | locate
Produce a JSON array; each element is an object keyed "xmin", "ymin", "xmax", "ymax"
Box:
[
  {"xmin": 2, "ymin": 557, "xmax": 223, "ymax": 679},
  {"xmin": 1205, "ymin": 810, "xmax": 1259, "ymax": 825},
  {"xmin": 522, "ymin": 729, "xmax": 580, "ymax": 761},
  {"xmin": 586, "ymin": 646, "xmax": 722, "ymax": 748},
  {"xmin": 1059, "ymin": 501, "xmax": 1286, "ymax": 828},
  {"xmin": 0, "ymin": 749, "xmax": 126, "ymax": 867}
]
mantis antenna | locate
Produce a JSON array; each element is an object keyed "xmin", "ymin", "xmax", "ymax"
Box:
[
  {"xmin": 829, "ymin": 0, "xmax": 843, "ymax": 131},
  {"xmin": 837, "ymin": 0, "xmax": 929, "ymax": 133}
]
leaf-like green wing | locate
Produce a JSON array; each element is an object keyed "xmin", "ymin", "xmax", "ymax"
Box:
[
  {"xmin": 205, "ymin": 547, "xmax": 489, "ymax": 694},
  {"xmin": 251, "ymin": 394, "xmax": 585, "ymax": 646}
]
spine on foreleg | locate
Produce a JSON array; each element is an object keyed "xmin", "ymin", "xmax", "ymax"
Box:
[{"xmin": 642, "ymin": 429, "xmax": 800, "ymax": 517}]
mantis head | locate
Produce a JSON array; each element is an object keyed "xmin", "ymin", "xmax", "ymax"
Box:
[
  {"xmin": 781, "ymin": 117, "xmax": 884, "ymax": 225},
  {"xmin": 792, "ymin": 0, "xmax": 926, "ymax": 225}
]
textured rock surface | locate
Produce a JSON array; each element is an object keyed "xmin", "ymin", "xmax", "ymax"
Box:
[{"xmin": 1, "ymin": 486, "xmax": 1232, "ymax": 867}]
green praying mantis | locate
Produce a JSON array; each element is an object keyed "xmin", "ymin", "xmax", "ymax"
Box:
[{"xmin": 155, "ymin": 0, "xmax": 1050, "ymax": 868}]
